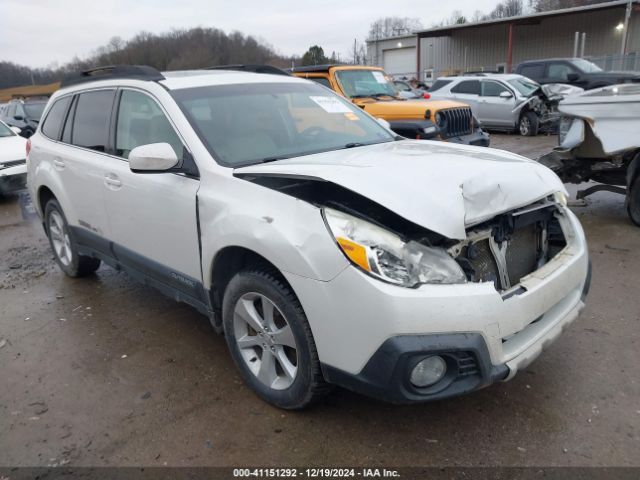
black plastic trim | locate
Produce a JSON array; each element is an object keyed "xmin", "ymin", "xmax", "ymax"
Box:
[
  {"xmin": 70, "ymin": 226, "xmax": 212, "ymax": 316},
  {"xmin": 61, "ymin": 65, "xmax": 165, "ymax": 88},
  {"xmin": 321, "ymin": 333, "xmax": 509, "ymax": 404}
]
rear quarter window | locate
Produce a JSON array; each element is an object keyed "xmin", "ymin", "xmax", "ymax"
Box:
[{"xmin": 41, "ymin": 97, "xmax": 72, "ymax": 140}]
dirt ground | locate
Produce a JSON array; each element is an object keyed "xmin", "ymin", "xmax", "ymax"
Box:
[{"xmin": 0, "ymin": 133, "xmax": 638, "ymax": 468}]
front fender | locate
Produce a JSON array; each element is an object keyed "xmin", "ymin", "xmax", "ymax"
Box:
[{"xmin": 198, "ymin": 176, "xmax": 349, "ymax": 289}]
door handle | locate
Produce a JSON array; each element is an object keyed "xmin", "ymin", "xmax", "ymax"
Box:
[
  {"xmin": 53, "ymin": 158, "xmax": 65, "ymax": 169},
  {"xmin": 104, "ymin": 175, "xmax": 122, "ymax": 189}
]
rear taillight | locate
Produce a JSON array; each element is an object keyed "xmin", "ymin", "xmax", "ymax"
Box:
[
  {"xmin": 423, "ymin": 93, "xmax": 431, "ymax": 99},
  {"xmin": 26, "ymin": 138, "xmax": 31, "ymax": 157}
]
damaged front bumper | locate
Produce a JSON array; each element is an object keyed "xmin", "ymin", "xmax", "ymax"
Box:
[
  {"xmin": 286, "ymin": 208, "xmax": 589, "ymax": 404},
  {"xmin": 0, "ymin": 163, "xmax": 27, "ymax": 195}
]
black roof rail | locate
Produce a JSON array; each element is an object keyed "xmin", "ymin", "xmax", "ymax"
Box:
[
  {"xmin": 61, "ymin": 65, "xmax": 165, "ymax": 88},
  {"xmin": 287, "ymin": 64, "xmax": 347, "ymax": 73},
  {"xmin": 207, "ymin": 64, "xmax": 290, "ymax": 76}
]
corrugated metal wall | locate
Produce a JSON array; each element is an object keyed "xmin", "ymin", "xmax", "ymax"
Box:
[{"xmin": 417, "ymin": 4, "xmax": 640, "ymax": 77}]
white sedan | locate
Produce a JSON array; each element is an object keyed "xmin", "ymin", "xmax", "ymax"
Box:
[{"xmin": 0, "ymin": 120, "xmax": 27, "ymax": 195}]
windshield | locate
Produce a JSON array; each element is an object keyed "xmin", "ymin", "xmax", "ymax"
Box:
[
  {"xmin": 23, "ymin": 102, "xmax": 47, "ymax": 120},
  {"xmin": 172, "ymin": 82, "xmax": 396, "ymax": 167},
  {"xmin": 0, "ymin": 122, "xmax": 14, "ymax": 137},
  {"xmin": 508, "ymin": 78, "xmax": 540, "ymax": 97},
  {"xmin": 335, "ymin": 69, "xmax": 398, "ymax": 98},
  {"xmin": 570, "ymin": 59, "xmax": 603, "ymax": 73}
]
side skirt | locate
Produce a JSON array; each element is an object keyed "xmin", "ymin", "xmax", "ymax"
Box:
[{"xmin": 71, "ymin": 226, "xmax": 214, "ymax": 319}]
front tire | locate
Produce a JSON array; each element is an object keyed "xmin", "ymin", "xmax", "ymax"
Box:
[
  {"xmin": 627, "ymin": 175, "xmax": 640, "ymax": 226},
  {"xmin": 222, "ymin": 269, "xmax": 330, "ymax": 409},
  {"xmin": 44, "ymin": 199, "xmax": 101, "ymax": 277},
  {"xmin": 518, "ymin": 111, "xmax": 539, "ymax": 136}
]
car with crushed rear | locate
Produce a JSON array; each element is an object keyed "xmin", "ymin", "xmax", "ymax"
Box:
[{"xmin": 27, "ymin": 65, "xmax": 590, "ymax": 409}]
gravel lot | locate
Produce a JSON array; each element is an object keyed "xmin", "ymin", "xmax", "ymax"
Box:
[{"xmin": 0, "ymin": 133, "xmax": 638, "ymax": 468}]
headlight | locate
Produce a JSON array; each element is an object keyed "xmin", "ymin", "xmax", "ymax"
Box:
[
  {"xmin": 323, "ymin": 208, "xmax": 467, "ymax": 287},
  {"xmin": 554, "ymin": 191, "xmax": 568, "ymax": 207}
]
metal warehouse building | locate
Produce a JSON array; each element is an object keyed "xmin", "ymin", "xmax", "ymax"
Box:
[{"xmin": 367, "ymin": 0, "xmax": 640, "ymax": 81}]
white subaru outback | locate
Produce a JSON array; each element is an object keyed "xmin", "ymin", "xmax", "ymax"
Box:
[{"xmin": 28, "ymin": 65, "xmax": 590, "ymax": 409}]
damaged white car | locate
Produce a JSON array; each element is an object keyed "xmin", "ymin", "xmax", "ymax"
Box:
[
  {"xmin": 0, "ymin": 120, "xmax": 28, "ymax": 195},
  {"xmin": 539, "ymin": 84, "xmax": 640, "ymax": 226},
  {"xmin": 28, "ymin": 65, "xmax": 590, "ymax": 408}
]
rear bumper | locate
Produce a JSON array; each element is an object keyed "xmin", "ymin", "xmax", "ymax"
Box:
[
  {"xmin": 0, "ymin": 165, "xmax": 27, "ymax": 194},
  {"xmin": 444, "ymin": 129, "xmax": 490, "ymax": 147}
]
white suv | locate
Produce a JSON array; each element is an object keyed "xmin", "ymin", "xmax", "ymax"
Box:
[{"xmin": 28, "ymin": 65, "xmax": 590, "ymax": 409}]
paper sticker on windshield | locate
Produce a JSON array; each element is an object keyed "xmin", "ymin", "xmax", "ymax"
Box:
[
  {"xmin": 372, "ymin": 71, "xmax": 387, "ymax": 84},
  {"xmin": 310, "ymin": 96, "xmax": 351, "ymax": 113}
]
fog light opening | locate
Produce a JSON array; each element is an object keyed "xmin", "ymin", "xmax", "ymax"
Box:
[{"xmin": 410, "ymin": 355, "xmax": 447, "ymax": 388}]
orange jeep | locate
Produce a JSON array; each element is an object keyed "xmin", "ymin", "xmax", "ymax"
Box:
[{"xmin": 290, "ymin": 65, "xmax": 489, "ymax": 146}]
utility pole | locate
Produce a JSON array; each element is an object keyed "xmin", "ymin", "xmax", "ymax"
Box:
[{"xmin": 621, "ymin": 0, "xmax": 632, "ymax": 56}]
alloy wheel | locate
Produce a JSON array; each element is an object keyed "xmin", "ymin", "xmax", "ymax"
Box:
[
  {"xmin": 519, "ymin": 117, "xmax": 530, "ymax": 136},
  {"xmin": 233, "ymin": 292, "xmax": 299, "ymax": 390},
  {"xmin": 49, "ymin": 211, "xmax": 72, "ymax": 267}
]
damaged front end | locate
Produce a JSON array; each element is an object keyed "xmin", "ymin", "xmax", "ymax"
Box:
[
  {"xmin": 237, "ymin": 172, "xmax": 569, "ymax": 294},
  {"xmin": 517, "ymin": 83, "xmax": 581, "ymax": 133},
  {"xmin": 448, "ymin": 198, "xmax": 568, "ymax": 295}
]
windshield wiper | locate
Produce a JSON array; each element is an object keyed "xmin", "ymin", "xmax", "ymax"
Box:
[
  {"xmin": 344, "ymin": 142, "xmax": 365, "ymax": 149},
  {"xmin": 259, "ymin": 155, "xmax": 290, "ymax": 163}
]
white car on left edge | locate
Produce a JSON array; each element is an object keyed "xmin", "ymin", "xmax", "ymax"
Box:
[{"xmin": 0, "ymin": 120, "xmax": 28, "ymax": 195}]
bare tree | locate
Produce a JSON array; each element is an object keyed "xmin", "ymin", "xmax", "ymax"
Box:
[{"xmin": 368, "ymin": 17, "xmax": 424, "ymax": 40}]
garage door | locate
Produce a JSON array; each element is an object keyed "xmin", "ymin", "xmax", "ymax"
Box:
[{"xmin": 383, "ymin": 47, "xmax": 416, "ymax": 77}]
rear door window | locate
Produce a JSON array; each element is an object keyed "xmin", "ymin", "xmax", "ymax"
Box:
[
  {"xmin": 450, "ymin": 80, "xmax": 481, "ymax": 95},
  {"xmin": 428, "ymin": 79, "xmax": 452, "ymax": 92},
  {"xmin": 42, "ymin": 96, "xmax": 72, "ymax": 140},
  {"xmin": 71, "ymin": 90, "xmax": 115, "ymax": 152},
  {"xmin": 519, "ymin": 64, "xmax": 544, "ymax": 80},
  {"xmin": 547, "ymin": 63, "xmax": 575, "ymax": 82}
]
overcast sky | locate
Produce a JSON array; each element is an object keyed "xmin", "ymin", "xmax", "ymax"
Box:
[{"xmin": 1, "ymin": 0, "xmax": 501, "ymax": 68}]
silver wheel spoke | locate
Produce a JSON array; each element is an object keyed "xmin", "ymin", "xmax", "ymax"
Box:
[
  {"xmin": 261, "ymin": 296, "xmax": 275, "ymax": 329},
  {"xmin": 274, "ymin": 346, "xmax": 297, "ymax": 381},
  {"xmin": 237, "ymin": 334, "xmax": 262, "ymax": 349},
  {"xmin": 257, "ymin": 350, "xmax": 277, "ymax": 387},
  {"xmin": 272, "ymin": 324, "xmax": 296, "ymax": 348},
  {"xmin": 235, "ymin": 298, "xmax": 265, "ymax": 332}
]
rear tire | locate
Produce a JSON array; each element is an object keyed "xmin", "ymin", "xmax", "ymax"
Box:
[
  {"xmin": 44, "ymin": 199, "xmax": 101, "ymax": 277},
  {"xmin": 627, "ymin": 175, "xmax": 640, "ymax": 227},
  {"xmin": 518, "ymin": 111, "xmax": 539, "ymax": 136},
  {"xmin": 222, "ymin": 268, "xmax": 330, "ymax": 409}
]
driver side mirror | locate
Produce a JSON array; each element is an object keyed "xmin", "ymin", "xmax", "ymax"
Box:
[
  {"xmin": 499, "ymin": 91, "xmax": 513, "ymax": 99},
  {"xmin": 567, "ymin": 73, "xmax": 580, "ymax": 82},
  {"xmin": 129, "ymin": 143, "xmax": 179, "ymax": 173}
]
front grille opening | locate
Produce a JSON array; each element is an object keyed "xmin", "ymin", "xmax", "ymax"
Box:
[
  {"xmin": 438, "ymin": 107, "xmax": 473, "ymax": 138},
  {"xmin": 453, "ymin": 203, "xmax": 567, "ymax": 291}
]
